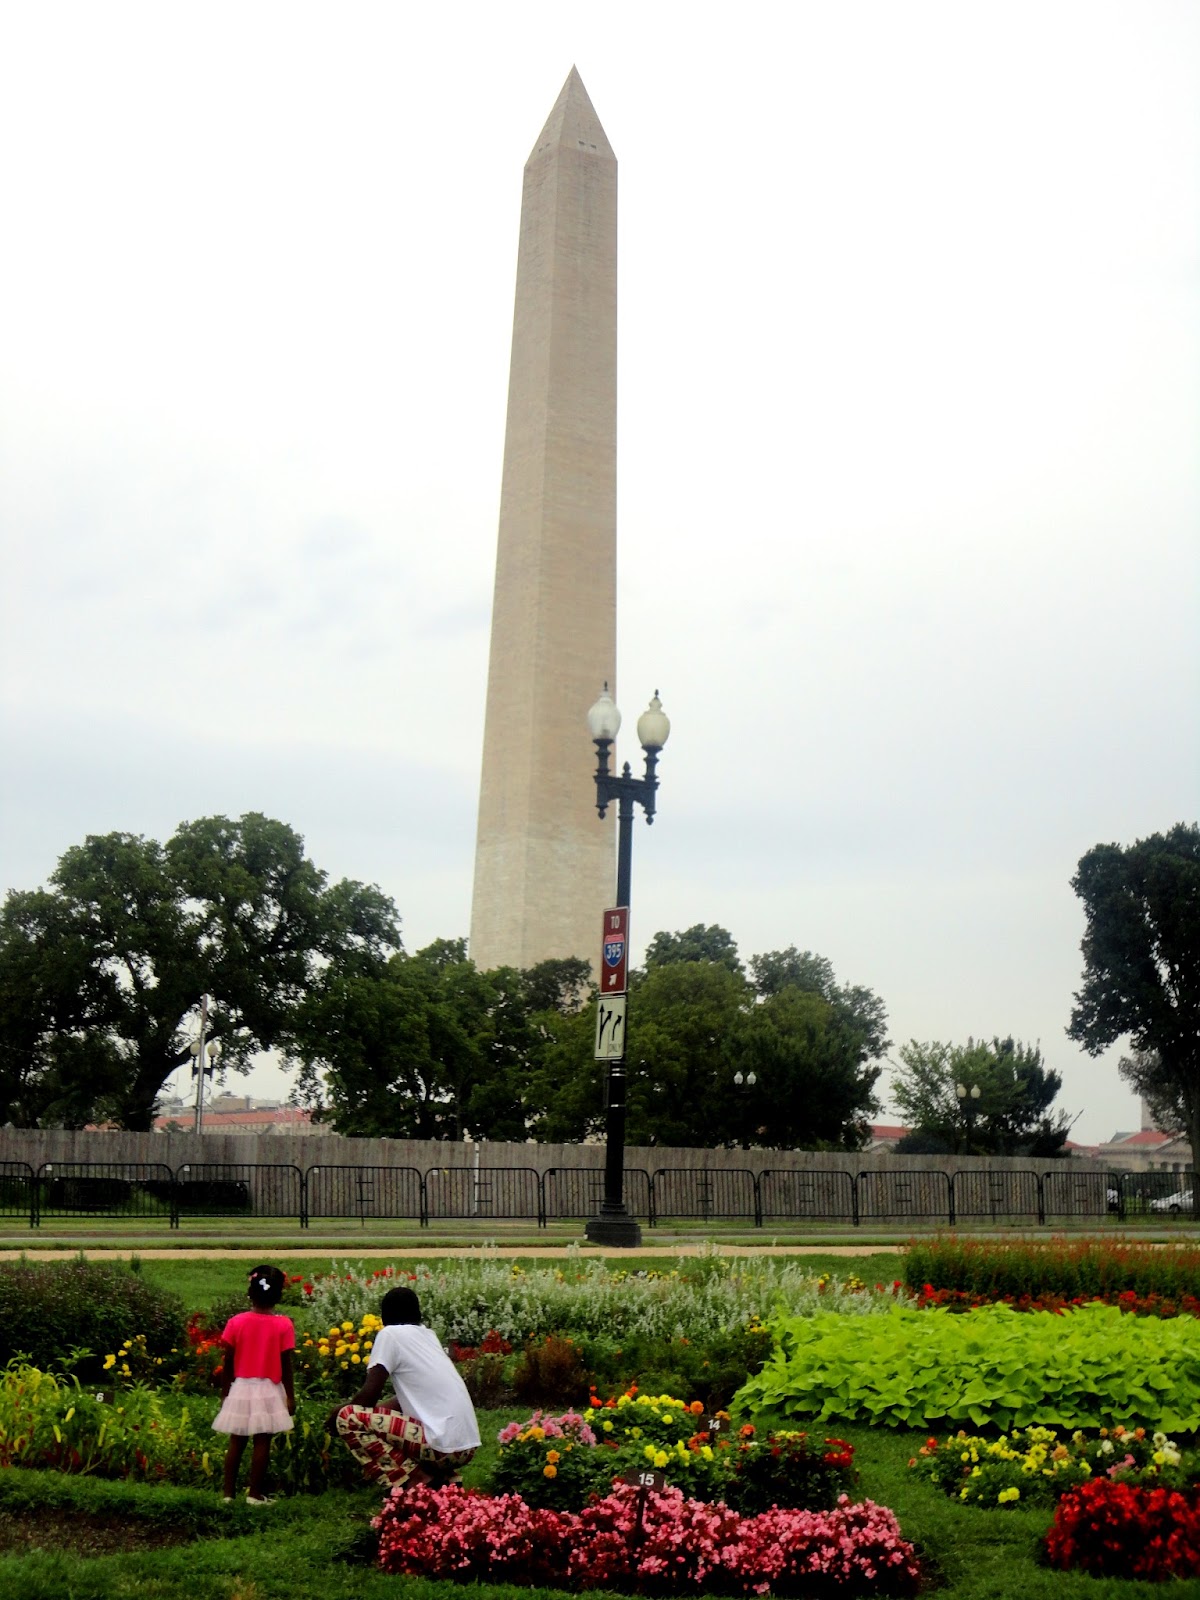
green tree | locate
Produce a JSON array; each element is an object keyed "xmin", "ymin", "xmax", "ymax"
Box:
[
  {"xmin": 0, "ymin": 814, "xmax": 398, "ymax": 1128},
  {"xmin": 293, "ymin": 946, "xmax": 593, "ymax": 1141},
  {"xmin": 644, "ymin": 924, "xmax": 744, "ymax": 976},
  {"xmin": 749, "ymin": 945, "xmax": 890, "ymax": 1061},
  {"xmin": 730, "ymin": 986, "xmax": 882, "ymax": 1149},
  {"xmin": 1068, "ymin": 823, "xmax": 1200, "ymax": 1165},
  {"xmin": 891, "ymin": 1037, "xmax": 1071, "ymax": 1156}
]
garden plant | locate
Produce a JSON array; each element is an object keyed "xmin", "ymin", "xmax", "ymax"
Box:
[{"xmin": 3, "ymin": 1243, "xmax": 1200, "ymax": 1596}]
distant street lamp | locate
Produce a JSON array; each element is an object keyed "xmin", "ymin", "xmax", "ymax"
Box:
[
  {"xmin": 733, "ymin": 1070, "xmax": 758, "ymax": 1150},
  {"xmin": 190, "ymin": 994, "xmax": 222, "ymax": 1135},
  {"xmin": 585, "ymin": 686, "xmax": 670, "ymax": 1249},
  {"xmin": 955, "ymin": 1080, "xmax": 981, "ymax": 1154}
]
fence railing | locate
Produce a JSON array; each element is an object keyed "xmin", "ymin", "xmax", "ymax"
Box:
[
  {"xmin": 306, "ymin": 1164, "xmax": 424, "ymax": 1225},
  {"xmin": 543, "ymin": 1167, "xmax": 653, "ymax": 1221},
  {"xmin": 0, "ymin": 1160, "xmax": 1163, "ymax": 1230}
]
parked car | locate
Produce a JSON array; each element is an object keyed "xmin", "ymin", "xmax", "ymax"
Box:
[{"xmin": 1148, "ymin": 1189, "xmax": 1193, "ymax": 1213}]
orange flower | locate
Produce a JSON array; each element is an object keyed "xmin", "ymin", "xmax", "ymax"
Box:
[
  {"xmin": 690, "ymin": 1401, "xmax": 705, "ymax": 1416},
  {"xmin": 546, "ymin": 1450, "xmax": 560, "ymax": 1464},
  {"xmin": 543, "ymin": 1464, "xmax": 558, "ymax": 1479}
]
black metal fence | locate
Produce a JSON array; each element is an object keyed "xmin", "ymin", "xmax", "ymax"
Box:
[
  {"xmin": 423, "ymin": 1166, "xmax": 544, "ymax": 1225},
  {"xmin": 760, "ymin": 1168, "xmax": 856, "ymax": 1223},
  {"xmin": 306, "ymin": 1165, "xmax": 424, "ymax": 1224},
  {"xmin": 543, "ymin": 1166, "xmax": 653, "ymax": 1221},
  {"xmin": 653, "ymin": 1167, "xmax": 759, "ymax": 1224},
  {"xmin": 0, "ymin": 1159, "xmax": 1179, "ymax": 1229}
]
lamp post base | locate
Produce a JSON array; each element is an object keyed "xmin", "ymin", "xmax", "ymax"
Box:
[{"xmin": 585, "ymin": 1212, "xmax": 643, "ymax": 1248}]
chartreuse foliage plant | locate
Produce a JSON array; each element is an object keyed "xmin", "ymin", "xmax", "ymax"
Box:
[
  {"xmin": 735, "ymin": 1304, "xmax": 1200, "ymax": 1431},
  {"xmin": 903, "ymin": 1236, "xmax": 1200, "ymax": 1305},
  {"xmin": 912, "ymin": 1424, "xmax": 1190, "ymax": 1509}
]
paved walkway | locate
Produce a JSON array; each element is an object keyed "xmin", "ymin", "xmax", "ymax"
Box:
[{"xmin": 0, "ymin": 1242, "xmax": 903, "ymax": 1260}]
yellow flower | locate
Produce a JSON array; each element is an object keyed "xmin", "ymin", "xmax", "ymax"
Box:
[
  {"xmin": 351, "ymin": 1354, "xmax": 361, "ymax": 1364},
  {"xmin": 543, "ymin": 1464, "xmax": 557, "ymax": 1479},
  {"xmin": 329, "ymin": 1327, "xmax": 341, "ymax": 1338},
  {"xmin": 653, "ymin": 1451, "xmax": 669, "ymax": 1469},
  {"xmin": 546, "ymin": 1450, "xmax": 560, "ymax": 1464},
  {"xmin": 341, "ymin": 1321, "xmax": 354, "ymax": 1333},
  {"xmin": 103, "ymin": 1355, "xmax": 116, "ymax": 1371},
  {"xmin": 602, "ymin": 1421, "xmax": 613, "ymax": 1433}
]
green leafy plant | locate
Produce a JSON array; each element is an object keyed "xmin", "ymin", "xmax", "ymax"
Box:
[
  {"xmin": 0, "ymin": 1260, "xmax": 186, "ymax": 1380},
  {"xmin": 735, "ymin": 1303, "xmax": 1200, "ymax": 1432}
]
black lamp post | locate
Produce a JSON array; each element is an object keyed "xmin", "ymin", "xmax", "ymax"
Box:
[{"xmin": 584, "ymin": 685, "xmax": 670, "ymax": 1249}]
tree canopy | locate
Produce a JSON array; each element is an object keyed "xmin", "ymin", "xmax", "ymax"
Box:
[
  {"xmin": 0, "ymin": 814, "xmax": 399, "ymax": 1128},
  {"xmin": 890, "ymin": 1037, "xmax": 1071, "ymax": 1156},
  {"xmin": 1068, "ymin": 822, "xmax": 1200, "ymax": 1162},
  {"xmin": 528, "ymin": 928, "xmax": 887, "ymax": 1150}
]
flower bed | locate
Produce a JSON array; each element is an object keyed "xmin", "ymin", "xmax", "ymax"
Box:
[
  {"xmin": 736, "ymin": 1303, "xmax": 1200, "ymax": 1431},
  {"xmin": 911, "ymin": 1424, "xmax": 1189, "ymax": 1508},
  {"xmin": 0, "ymin": 1360, "xmax": 353, "ymax": 1494},
  {"xmin": 492, "ymin": 1388, "xmax": 857, "ymax": 1510},
  {"xmin": 490, "ymin": 1392, "xmax": 858, "ymax": 1512},
  {"xmin": 374, "ymin": 1480, "xmax": 922, "ymax": 1595},
  {"xmin": 1045, "ymin": 1479, "xmax": 1200, "ymax": 1580},
  {"xmin": 299, "ymin": 1256, "xmax": 899, "ymax": 1349},
  {"xmin": 903, "ymin": 1236, "xmax": 1200, "ymax": 1309}
]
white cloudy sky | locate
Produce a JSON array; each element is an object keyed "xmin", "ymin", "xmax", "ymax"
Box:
[{"xmin": 1, "ymin": 2, "xmax": 1196, "ymax": 1143}]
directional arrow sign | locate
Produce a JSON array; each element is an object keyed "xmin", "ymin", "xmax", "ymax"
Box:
[{"xmin": 594, "ymin": 994, "xmax": 627, "ymax": 1060}]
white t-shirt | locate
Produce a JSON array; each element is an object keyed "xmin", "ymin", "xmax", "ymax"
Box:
[{"xmin": 368, "ymin": 1323, "xmax": 481, "ymax": 1453}]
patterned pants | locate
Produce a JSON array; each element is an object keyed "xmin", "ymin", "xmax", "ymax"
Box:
[{"xmin": 334, "ymin": 1404, "xmax": 476, "ymax": 1489}]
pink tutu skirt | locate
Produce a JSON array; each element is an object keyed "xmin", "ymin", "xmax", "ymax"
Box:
[{"xmin": 212, "ymin": 1377, "xmax": 294, "ymax": 1437}]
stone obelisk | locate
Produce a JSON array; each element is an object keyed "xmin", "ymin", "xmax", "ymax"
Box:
[{"xmin": 469, "ymin": 69, "xmax": 616, "ymax": 974}]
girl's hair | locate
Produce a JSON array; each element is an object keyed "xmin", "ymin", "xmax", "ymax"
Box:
[
  {"xmin": 380, "ymin": 1285, "xmax": 422, "ymax": 1325},
  {"xmin": 247, "ymin": 1264, "xmax": 286, "ymax": 1308}
]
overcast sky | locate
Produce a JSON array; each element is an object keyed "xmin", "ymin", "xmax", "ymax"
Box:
[{"xmin": 1, "ymin": 2, "xmax": 1196, "ymax": 1143}]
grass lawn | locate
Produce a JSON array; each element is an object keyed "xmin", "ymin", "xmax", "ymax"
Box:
[{"xmin": 0, "ymin": 1414, "xmax": 1183, "ymax": 1599}]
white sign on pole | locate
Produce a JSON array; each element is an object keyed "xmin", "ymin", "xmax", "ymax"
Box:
[{"xmin": 594, "ymin": 994, "xmax": 627, "ymax": 1060}]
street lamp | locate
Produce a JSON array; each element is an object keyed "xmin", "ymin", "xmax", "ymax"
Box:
[
  {"xmin": 955, "ymin": 1080, "xmax": 980, "ymax": 1154},
  {"xmin": 733, "ymin": 1070, "xmax": 758, "ymax": 1150},
  {"xmin": 190, "ymin": 994, "xmax": 222, "ymax": 1135},
  {"xmin": 585, "ymin": 685, "xmax": 670, "ymax": 1249}
]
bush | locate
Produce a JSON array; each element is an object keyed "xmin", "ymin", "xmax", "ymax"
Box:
[
  {"xmin": 512, "ymin": 1334, "xmax": 591, "ymax": 1407},
  {"xmin": 903, "ymin": 1236, "xmax": 1200, "ymax": 1305},
  {"xmin": 736, "ymin": 1303, "xmax": 1200, "ymax": 1432},
  {"xmin": 0, "ymin": 1259, "xmax": 185, "ymax": 1379},
  {"xmin": 1045, "ymin": 1479, "xmax": 1200, "ymax": 1579}
]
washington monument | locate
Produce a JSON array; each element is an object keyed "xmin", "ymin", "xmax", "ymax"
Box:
[{"xmin": 469, "ymin": 69, "xmax": 617, "ymax": 974}]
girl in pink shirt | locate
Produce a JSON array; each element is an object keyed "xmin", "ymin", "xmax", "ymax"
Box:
[{"xmin": 212, "ymin": 1264, "xmax": 296, "ymax": 1504}]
